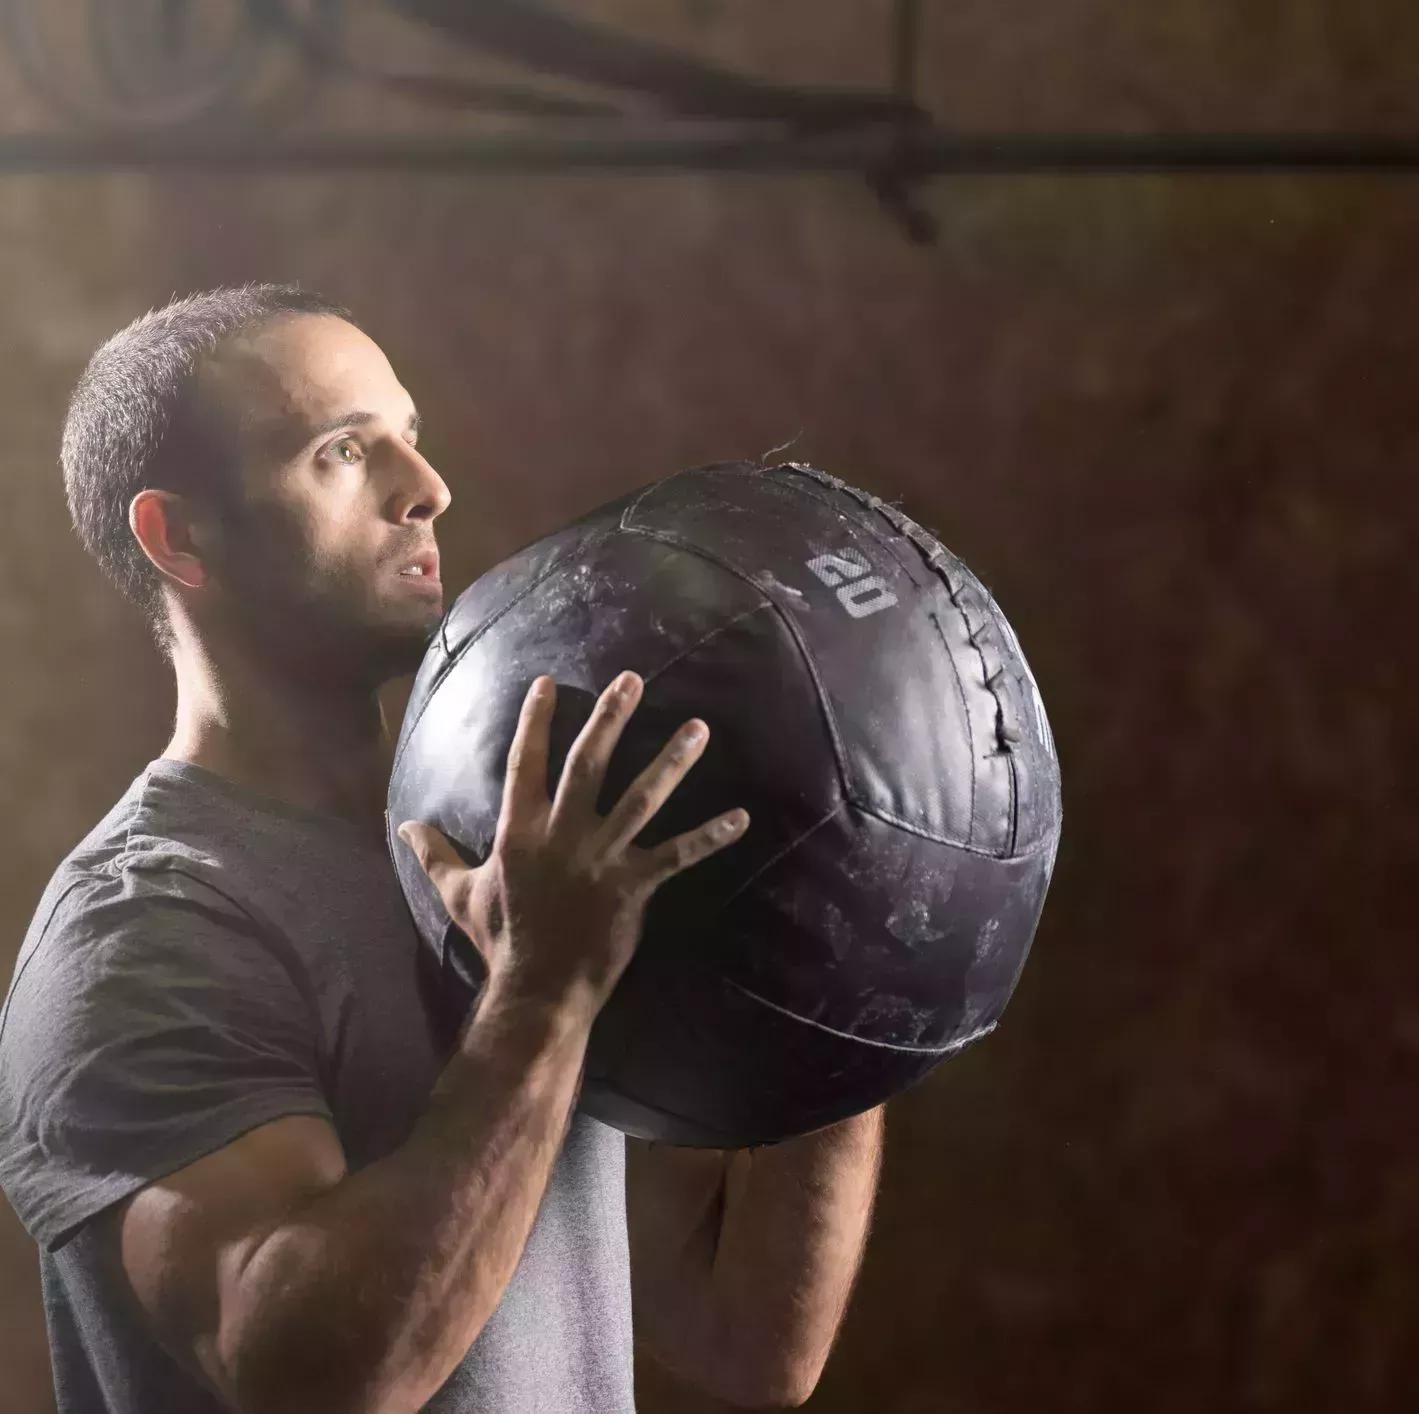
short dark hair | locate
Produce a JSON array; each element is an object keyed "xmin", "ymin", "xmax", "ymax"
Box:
[{"xmin": 62, "ymin": 282, "xmax": 356, "ymax": 656}]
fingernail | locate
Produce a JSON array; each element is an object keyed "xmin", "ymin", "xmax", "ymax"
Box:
[
  {"xmin": 396, "ymin": 824, "xmax": 413, "ymax": 847},
  {"xmin": 616, "ymin": 671, "xmax": 641, "ymax": 695},
  {"xmin": 720, "ymin": 811, "xmax": 748, "ymax": 835},
  {"xmin": 685, "ymin": 720, "xmax": 708, "ymax": 743}
]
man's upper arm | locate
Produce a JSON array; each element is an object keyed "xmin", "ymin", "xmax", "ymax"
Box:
[
  {"xmin": 0, "ymin": 875, "xmax": 335, "ymax": 1251},
  {"xmin": 625, "ymin": 1138, "xmax": 733, "ymax": 1390},
  {"xmin": 99, "ymin": 1112, "xmax": 347, "ymax": 1408}
]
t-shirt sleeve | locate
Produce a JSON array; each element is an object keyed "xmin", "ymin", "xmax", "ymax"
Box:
[{"xmin": 0, "ymin": 869, "xmax": 335, "ymax": 1252}]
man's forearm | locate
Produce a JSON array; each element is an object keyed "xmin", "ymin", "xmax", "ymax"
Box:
[
  {"xmin": 709, "ymin": 1106, "xmax": 886, "ymax": 1405},
  {"xmin": 225, "ymin": 980, "xmax": 599, "ymax": 1414}
]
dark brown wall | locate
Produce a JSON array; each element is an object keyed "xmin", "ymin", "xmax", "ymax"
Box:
[{"xmin": 2, "ymin": 5, "xmax": 1415, "ymax": 1411}]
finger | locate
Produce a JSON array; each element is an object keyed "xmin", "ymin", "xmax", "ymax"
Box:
[
  {"xmin": 397, "ymin": 821, "xmax": 474, "ymax": 919},
  {"xmin": 595, "ymin": 718, "xmax": 710, "ymax": 857},
  {"xmin": 638, "ymin": 808, "xmax": 750, "ymax": 890},
  {"xmin": 500, "ymin": 676, "xmax": 556, "ymax": 833},
  {"xmin": 549, "ymin": 671, "xmax": 643, "ymax": 830}
]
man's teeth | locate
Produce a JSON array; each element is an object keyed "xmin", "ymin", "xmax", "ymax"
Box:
[{"xmin": 400, "ymin": 566, "xmax": 425, "ymax": 576}]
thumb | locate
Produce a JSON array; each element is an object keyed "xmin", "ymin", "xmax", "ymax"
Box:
[{"xmin": 396, "ymin": 821, "xmax": 470, "ymax": 909}]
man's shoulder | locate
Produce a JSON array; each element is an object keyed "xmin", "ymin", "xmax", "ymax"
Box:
[
  {"xmin": 9, "ymin": 771, "xmax": 266, "ymax": 1017},
  {"xmin": 34, "ymin": 767, "xmax": 246, "ymax": 925}
]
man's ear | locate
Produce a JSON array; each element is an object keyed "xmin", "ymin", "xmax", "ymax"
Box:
[{"xmin": 129, "ymin": 490, "xmax": 215, "ymax": 590}]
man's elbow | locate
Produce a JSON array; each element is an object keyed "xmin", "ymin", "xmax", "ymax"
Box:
[
  {"xmin": 715, "ymin": 1359, "xmax": 822, "ymax": 1409},
  {"xmin": 760, "ymin": 1369, "xmax": 821, "ymax": 1409},
  {"xmin": 229, "ymin": 1364, "xmax": 383, "ymax": 1414},
  {"xmin": 222, "ymin": 1322, "xmax": 388, "ymax": 1414}
]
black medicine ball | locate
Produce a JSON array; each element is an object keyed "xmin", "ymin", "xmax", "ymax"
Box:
[{"xmin": 388, "ymin": 462, "xmax": 1062, "ymax": 1148}]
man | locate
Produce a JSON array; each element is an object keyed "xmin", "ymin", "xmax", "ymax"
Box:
[{"xmin": 0, "ymin": 285, "xmax": 884, "ymax": 1413}]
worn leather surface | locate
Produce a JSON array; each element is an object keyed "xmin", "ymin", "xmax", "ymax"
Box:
[{"xmin": 389, "ymin": 463, "xmax": 1061, "ymax": 1145}]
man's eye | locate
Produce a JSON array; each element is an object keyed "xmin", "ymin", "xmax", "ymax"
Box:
[{"xmin": 330, "ymin": 438, "xmax": 362, "ymax": 464}]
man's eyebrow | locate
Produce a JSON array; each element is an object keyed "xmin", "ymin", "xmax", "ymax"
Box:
[{"xmin": 304, "ymin": 408, "xmax": 421, "ymax": 442}]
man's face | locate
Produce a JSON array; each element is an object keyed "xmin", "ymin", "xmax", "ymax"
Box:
[{"xmin": 195, "ymin": 314, "xmax": 452, "ymax": 686}]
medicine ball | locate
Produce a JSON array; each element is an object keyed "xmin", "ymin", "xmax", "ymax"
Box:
[{"xmin": 388, "ymin": 462, "xmax": 1062, "ymax": 1148}]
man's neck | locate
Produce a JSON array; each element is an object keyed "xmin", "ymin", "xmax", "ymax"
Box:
[{"xmin": 163, "ymin": 634, "xmax": 396, "ymax": 841}]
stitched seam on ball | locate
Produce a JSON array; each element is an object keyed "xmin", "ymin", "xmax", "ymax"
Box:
[
  {"xmin": 928, "ymin": 607, "xmax": 977, "ymax": 847},
  {"xmin": 391, "ymin": 561, "xmax": 575, "ymax": 782},
  {"xmin": 621, "ymin": 526, "xmax": 856, "ymax": 807},
  {"xmin": 635, "ymin": 600, "xmax": 777, "ymax": 695},
  {"xmin": 621, "ymin": 486, "xmax": 656, "ymax": 530},
  {"xmin": 714, "ymin": 800, "xmax": 845, "ymax": 915},
  {"xmin": 850, "ymin": 800, "xmax": 1055, "ymax": 859},
  {"xmin": 951, "ymin": 582, "xmax": 1021, "ymax": 857},
  {"xmin": 758, "ymin": 464, "xmax": 936, "ymax": 585},
  {"xmin": 776, "ymin": 462, "xmax": 1022, "ymax": 856},
  {"xmin": 722, "ymin": 981, "xmax": 1000, "ymax": 1055},
  {"xmin": 621, "ymin": 467, "xmax": 893, "ymax": 804}
]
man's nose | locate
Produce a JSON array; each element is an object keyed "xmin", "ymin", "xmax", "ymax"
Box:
[{"xmin": 384, "ymin": 440, "xmax": 452, "ymax": 523}]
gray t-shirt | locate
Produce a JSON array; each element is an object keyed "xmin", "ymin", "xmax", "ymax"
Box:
[{"xmin": 0, "ymin": 759, "xmax": 634, "ymax": 1413}]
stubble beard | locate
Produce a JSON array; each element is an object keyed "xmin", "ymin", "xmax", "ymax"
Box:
[{"xmin": 212, "ymin": 507, "xmax": 441, "ymax": 694}]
